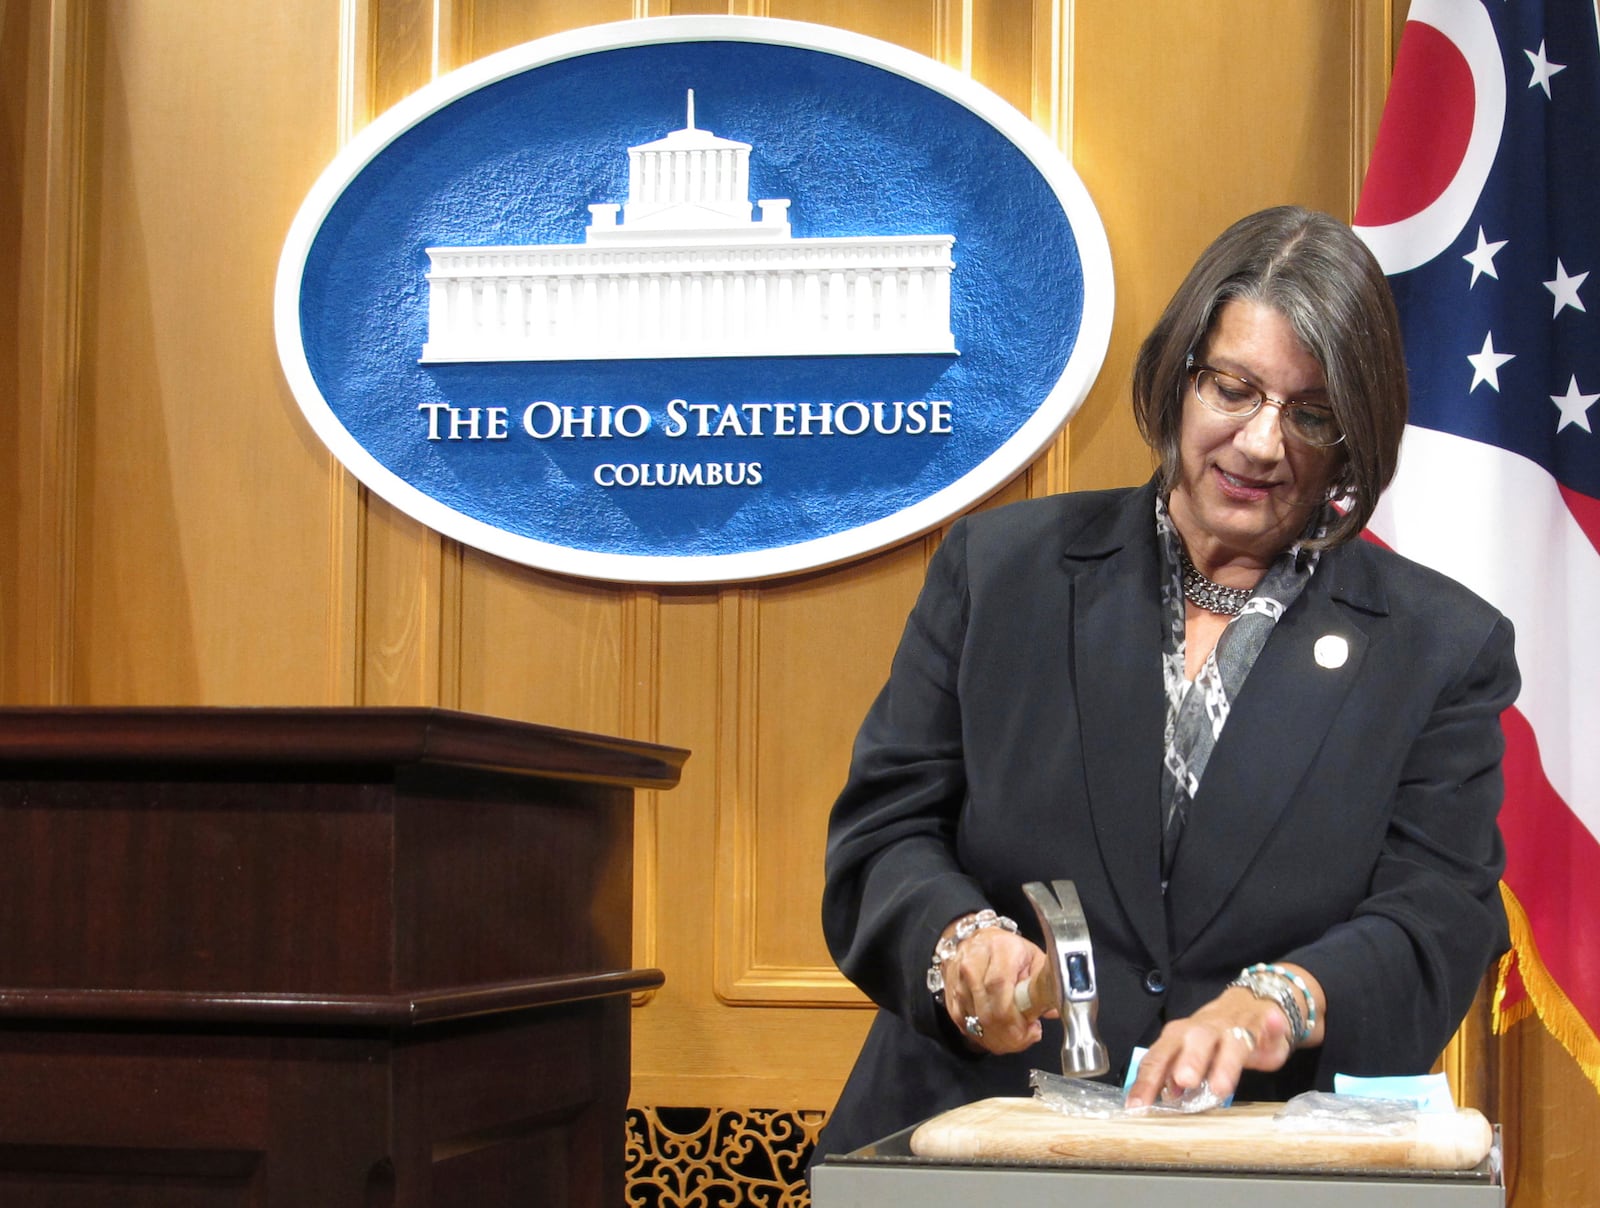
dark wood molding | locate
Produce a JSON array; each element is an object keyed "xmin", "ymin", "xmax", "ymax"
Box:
[
  {"xmin": 0, "ymin": 969, "xmax": 666, "ymax": 1027},
  {"xmin": 0, "ymin": 705, "xmax": 688, "ymax": 787}
]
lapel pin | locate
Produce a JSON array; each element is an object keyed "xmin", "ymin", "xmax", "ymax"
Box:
[{"xmin": 1314, "ymin": 635, "xmax": 1349, "ymax": 670}]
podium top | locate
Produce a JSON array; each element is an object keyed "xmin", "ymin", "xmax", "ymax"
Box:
[{"xmin": 0, "ymin": 705, "xmax": 687, "ymax": 789}]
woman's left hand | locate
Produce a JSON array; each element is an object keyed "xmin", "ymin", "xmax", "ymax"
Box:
[{"xmin": 1123, "ymin": 974, "xmax": 1317, "ymax": 1108}]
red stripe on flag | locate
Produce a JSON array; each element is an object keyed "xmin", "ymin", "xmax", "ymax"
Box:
[
  {"xmin": 1499, "ymin": 706, "xmax": 1600, "ymax": 1032},
  {"xmin": 1559, "ymin": 484, "xmax": 1600, "ymax": 558}
]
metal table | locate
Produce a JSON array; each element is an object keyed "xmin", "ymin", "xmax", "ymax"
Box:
[{"xmin": 812, "ymin": 1122, "xmax": 1504, "ymax": 1208}]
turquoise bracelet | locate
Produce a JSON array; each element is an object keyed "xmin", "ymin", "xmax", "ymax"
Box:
[
  {"xmin": 1229, "ymin": 968, "xmax": 1301, "ymax": 1044},
  {"xmin": 1247, "ymin": 962, "xmax": 1317, "ymax": 1042}
]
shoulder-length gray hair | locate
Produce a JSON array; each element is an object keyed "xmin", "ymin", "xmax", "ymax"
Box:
[{"xmin": 1131, "ymin": 206, "xmax": 1407, "ymax": 549}]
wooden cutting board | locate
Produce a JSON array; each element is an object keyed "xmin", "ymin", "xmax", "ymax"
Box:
[{"xmin": 909, "ymin": 1097, "xmax": 1494, "ymax": 1172}]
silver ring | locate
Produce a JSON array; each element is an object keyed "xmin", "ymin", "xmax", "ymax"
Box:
[
  {"xmin": 964, "ymin": 1014, "xmax": 984, "ymax": 1039},
  {"xmin": 1228, "ymin": 1025, "xmax": 1257, "ymax": 1052}
]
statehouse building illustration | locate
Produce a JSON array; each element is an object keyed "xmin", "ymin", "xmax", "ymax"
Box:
[{"xmin": 419, "ymin": 93, "xmax": 958, "ymax": 363}]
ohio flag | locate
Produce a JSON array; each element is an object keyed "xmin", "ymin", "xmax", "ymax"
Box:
[{"xmin": 1357, "ymin": 0, "xmax": 1600, "ymax": 1092}]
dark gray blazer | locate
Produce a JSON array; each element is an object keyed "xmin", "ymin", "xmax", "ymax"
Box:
[{"xmin": 816, "ymin": 481, "xmax": 1516, "ymax": 1158}]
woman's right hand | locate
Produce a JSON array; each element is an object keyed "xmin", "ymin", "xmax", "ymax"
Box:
[{"xmin": 938, "ymin": 921, "xmax": 1056, "ymax": 1054}]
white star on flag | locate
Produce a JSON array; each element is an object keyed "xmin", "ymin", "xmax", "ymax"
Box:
[
  {"xmin": 1467, "ymin": 331, "xmax": 1516, "ymax": 392},
  {"xmin": 1552, "ymin": 376, "xmax": 1600, "ymax": 433},
  {"xmin": 1526, "ymin": 40, "xmax": 1567, "ymax": 97},
  {"xmin": 1463, "ymin": 227, "xmax": 1509, "ymax": 286},
  {"xmin": 1546, "ymin": 259, "xmax": 1590, "ymax": 316}
]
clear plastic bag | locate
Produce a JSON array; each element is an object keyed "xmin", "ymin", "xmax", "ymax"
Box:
[
  {"xmin": 1030, "ymin": 1068, "xmax": 1226, "ymax": 1117},
  {"xmin": 1272, "ymin": 1091, "xmax": 1422, "ymax": 1135}
]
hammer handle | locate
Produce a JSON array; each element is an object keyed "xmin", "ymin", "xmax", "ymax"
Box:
[{"xmin": 1014, "ymin": 964, "xmax": 1054, "ymax": 1017}]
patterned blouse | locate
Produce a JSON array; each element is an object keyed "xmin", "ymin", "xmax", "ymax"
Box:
[{"xmin": 1155, "ymin": 494, "xmax": 1327, "ymax": 883}]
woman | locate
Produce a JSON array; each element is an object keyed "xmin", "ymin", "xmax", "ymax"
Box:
[{"xmin": 815, "ymin": 206, "xmax": 1517, "ymax": 1157}]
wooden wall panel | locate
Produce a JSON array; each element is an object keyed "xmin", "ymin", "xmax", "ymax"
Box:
[
  {"xmin": 767, "ymin": 0, "xmax": 937, "ymax": 51},
  {"xmin": 370, "ymin": 0, "xmax": 438, "ymax": 114},
  {"xmin": 44, "ymin": 4, "xmax": 349, "ymax": 703},
  {"xmin": 1067, "ymin": 1, "xmax": 1376, "ymax": 499},
  {"xmin": 456, "ymin": 553, "xmax": 630, "ymax": 738},
  {"xmin": 715, "ymin": 546, "xmax": 933, "ymax": 1006},
  {"xmin": 631, "ymin": 585, "xmax": 876, "ymax": 1109},
  {"xmin": 453, "ymin": 0, "xmax": 641, "ymax": 67},
  {"xmin": 6, "ymin": 1, "xmax": 1599, "ymax": 1201},
  {"xmin": 1, "ymin": 0, "xmax": 64, "ymax": 703},
  {"xmin": 967, "ymin": 0, "xmax": 1040, "ymax": 115},
  {"xmin": 1500, "ymin": 1017, "xmax": 1598, "ymax": 1205},
  {"xmin": 0, "ymin": 0, "xmax": 17, "ymax": 689}
]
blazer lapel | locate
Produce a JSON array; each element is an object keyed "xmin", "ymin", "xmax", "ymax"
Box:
[
  {"xmin": 1068, "ymin": 484, "xmax": 1171, "ymax": 968},
  {"xmin": 1164, "ymin": 542, "xmax": 1389, "ymax": 953}
]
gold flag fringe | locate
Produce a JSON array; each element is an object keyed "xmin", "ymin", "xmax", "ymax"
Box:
[{"xmin": 1494, "ymin": 882, "xmax": 1600, "ymax": 1095}]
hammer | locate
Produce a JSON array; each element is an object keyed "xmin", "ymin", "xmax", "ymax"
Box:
[{"xmin": 1014, "ymin": 879, "xmax": 1110, "ymax": 1077}]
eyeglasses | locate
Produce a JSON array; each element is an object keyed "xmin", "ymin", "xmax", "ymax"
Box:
[{"xmin": 1185, "ymin": 356, "xmax": 1345, "ymax": 448}]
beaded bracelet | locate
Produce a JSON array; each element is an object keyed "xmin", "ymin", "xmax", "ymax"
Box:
[{"xmin": 925, "ymin": 909, "xmax": 1019, "ymax": 995}]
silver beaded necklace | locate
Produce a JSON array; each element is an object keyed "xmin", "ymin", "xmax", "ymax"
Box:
[{"xmin": 1179, "ymin": 550, "xmax": 1253, "ymax": 616}]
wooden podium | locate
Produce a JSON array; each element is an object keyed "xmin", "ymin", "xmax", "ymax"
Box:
[{"xmin": 0, "ymin": 707, "xmax": 686, "ymax": 1207}]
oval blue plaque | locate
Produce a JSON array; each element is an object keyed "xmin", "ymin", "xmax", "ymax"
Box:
[{"xmin": 276, "ymin": 16, "xmax": 1113, "ymax": 582}]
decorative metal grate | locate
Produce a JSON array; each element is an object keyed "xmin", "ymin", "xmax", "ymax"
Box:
[{"xmin": 625, "ymin": 1107, "xmax": 825, "ymax": 1207}]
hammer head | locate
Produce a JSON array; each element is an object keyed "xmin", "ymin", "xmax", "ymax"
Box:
[{"xmin": 1023, "ymin": 879, "xmax": 1110, "ymax": 1078}]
